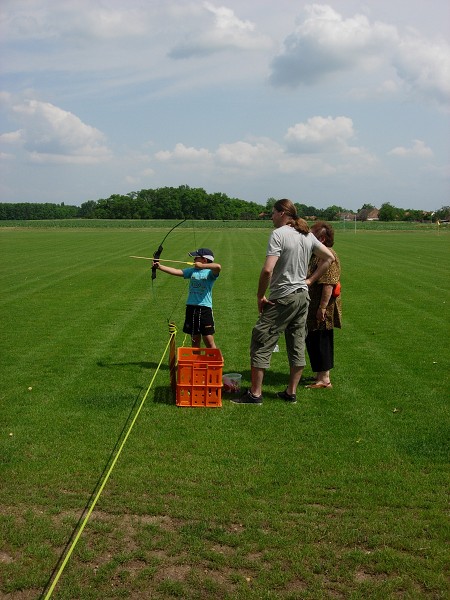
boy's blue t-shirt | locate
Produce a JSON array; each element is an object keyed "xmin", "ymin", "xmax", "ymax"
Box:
[{"xmin": 183, "ymin": 267, "xmax": 218, "ymax": 308}]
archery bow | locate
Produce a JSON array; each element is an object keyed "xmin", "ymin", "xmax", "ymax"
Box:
[
  {"xmin": 152, "ymin": 218, "xmax": 187, "ymax": 282},
  {"xmin": 131, "ymin": 256, "xmax": 194, "ymax": 265}
]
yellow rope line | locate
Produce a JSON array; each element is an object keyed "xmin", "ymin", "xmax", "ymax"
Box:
[{"xmin": 43, "ymin": 330, "xmax": 177, "ymax": 599}]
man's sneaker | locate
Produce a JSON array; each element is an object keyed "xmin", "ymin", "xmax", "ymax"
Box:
[
  {"xmin": 231, "ymin": 389, "xmax": 263, "ymax": 404},
  {"xmin": 277, "ymin": 389, "xmax": 297, "ymax": 403}
]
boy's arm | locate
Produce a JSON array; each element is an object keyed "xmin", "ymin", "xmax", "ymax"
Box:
[
  {"xmin": 194, "ymin": 261, "xmax": 221, "ymax": 276},
  {"xmin": 152, "ymin": 261, "xmax": 184, "ymax": 277}
]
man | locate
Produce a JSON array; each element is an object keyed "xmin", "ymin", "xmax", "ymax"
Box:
[{"xmin": 233, "ymin": 199, "xmax": 335, "ymax": 404}]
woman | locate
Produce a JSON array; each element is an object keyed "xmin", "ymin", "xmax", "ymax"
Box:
[{"xmin": 305, "ymin": 221, "xmax": 342, "ymax": 388}]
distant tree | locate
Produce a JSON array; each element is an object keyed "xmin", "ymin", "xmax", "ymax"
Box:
[
  {"xmin": 137, "ymin": 188, "xmax": 157, "ymax": 218},
  {"xmin": 322, "ymin": 205, "xmax": 344, "ymax": 221},
  {"xmin": 295, "ymin": 204, "xmax": 307, "ymax": 218},
  {"xmin": 79, "ymin": 200, "xmax": 97, "ymax": 218},
  {"xmin": 5, "ymin": 190, "xmax": 441, "ymax": 223},
  {"xmin": 264, "ymin": 197, "xmax": 277, "ymax": 216},
  {"xmin": 180, "ymin": 186, "xmax": 207, "ymax": 219},
  {"xmin": 378, "ymin": 202, "xmax": 399, "ymax": 221},
  {"xmin": 0, "ymin": 202, "xmax": 78, "ymax": 220},
  {"xmin": 435, "ymin": 206, "xmax": 450, "ymax": 221},
  {"xmin": 293, "ymin": 204, "xmax": 319, "ymax": 218},
  {"xmin": 402, "ymin": 209, "xmax": 423, "ymax": 222}
]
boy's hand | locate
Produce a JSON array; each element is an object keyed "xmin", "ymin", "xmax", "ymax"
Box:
[{"xmin": 152, "ymin": 259, "xmax": 160, "ymax": 269}]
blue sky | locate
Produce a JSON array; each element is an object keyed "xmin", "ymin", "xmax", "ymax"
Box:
[{"xmin": 1, "ymin": 0, "xmax": 449, "ymax": 211}]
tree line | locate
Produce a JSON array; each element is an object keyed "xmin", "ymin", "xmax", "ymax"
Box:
[
  {"xmin": 0, "ymin": 202, "xmax": 79, "ymax": 220},
  {"xmin": 0, "ymin": 185, "xmax": 448, "ymax": 222}
]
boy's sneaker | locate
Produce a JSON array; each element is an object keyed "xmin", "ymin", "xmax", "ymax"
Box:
[
  {"xmin": 231, "ymin": 389, "xmax": 263, "ymax": 404},
  {"xmin": 277, "ymin": 389, "xmax": 297, "ymax": 403}
]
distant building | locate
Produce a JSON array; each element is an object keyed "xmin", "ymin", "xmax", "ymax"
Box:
[
  {"xmin": 338, "ymin": 212, "xmax": 355, "ymax": 221},
  {"xmin": 357, "ymin": 208, "xmax": 379, "ymax": 221}
]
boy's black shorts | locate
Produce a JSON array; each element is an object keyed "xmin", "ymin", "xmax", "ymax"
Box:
[{"xmin": 183, "ymin": 305, "xmax": 215, "ymax": 336}]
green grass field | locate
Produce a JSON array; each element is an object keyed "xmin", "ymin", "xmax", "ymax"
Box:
[{"xmin": 1, "ymin": 223, "xmax": 449, "ymax": 599}]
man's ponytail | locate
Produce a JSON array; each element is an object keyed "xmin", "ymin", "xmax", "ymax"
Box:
[{"xmin": 273, "ymin": 199, "xmax": 309, "ymax": 235}]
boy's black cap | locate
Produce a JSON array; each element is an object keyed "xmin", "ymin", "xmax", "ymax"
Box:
[{"xmin": 188, "ymin": 248, "xmax": 214, "ymax": 261}]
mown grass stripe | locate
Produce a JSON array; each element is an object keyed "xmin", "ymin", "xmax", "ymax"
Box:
[{"xmin": 0, "ymin": 224, "xmax": 448, "ymax": 599}]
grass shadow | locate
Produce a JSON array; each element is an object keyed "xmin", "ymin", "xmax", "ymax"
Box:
[
  {"xmin": 153, "ymin": 385, "xmax": 176, "ymax": 405},
  {"xmin": 238, "ymin": 367, "xmax": 315, "ymax": 390}
]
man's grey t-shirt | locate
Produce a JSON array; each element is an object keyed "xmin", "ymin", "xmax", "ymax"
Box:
[{"xmin": 266, "ymin": 225, "xmax": 323, "ymax": 300}]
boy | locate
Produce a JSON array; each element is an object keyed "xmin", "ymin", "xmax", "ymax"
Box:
[{"xmin": 153, "ymin": 248, "xmax": 221, "ymax": 348}]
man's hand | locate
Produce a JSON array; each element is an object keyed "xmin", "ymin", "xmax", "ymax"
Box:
[{"xmin": 257, "ymin": 295, "xmax": 275, "ymax": 314}]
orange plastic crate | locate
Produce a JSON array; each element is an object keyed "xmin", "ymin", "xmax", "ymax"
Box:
[{"xmin": 176, "ymin": 347, "xmax": 224, "ymax": 407}]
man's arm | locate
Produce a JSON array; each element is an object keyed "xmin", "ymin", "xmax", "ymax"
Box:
[
  {"xmin": 306, "ymin": 245, "xmax": 334, "ymax": 287},
  {"xmin": 257, "ymin": 255, "xmax": 278, "ymax": 313}
]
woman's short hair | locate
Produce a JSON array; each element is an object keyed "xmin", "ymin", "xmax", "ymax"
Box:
[{"xmin": 310, "ymin": 221, "xmax": 334, "ymax": 247}]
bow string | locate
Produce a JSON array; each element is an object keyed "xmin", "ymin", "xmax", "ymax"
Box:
[{"xmin": 152, "ymin": 218, "xmax": 187, "ymax": 281}]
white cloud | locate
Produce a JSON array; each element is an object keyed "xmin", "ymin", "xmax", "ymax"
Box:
[
  {"xmin": 270, "ymin": 4, "xmax": 397, "ymax": 87},
  {"xmin": 216, "ymin": 139, "xmax": 280, "ymax": 168},
  {"xmin": 393, "ymin": 34, "xmax": 450, "ymax": 107},
  {"xmin": 155, "ymin": 143, "xmax": 212, "ymax": 164},
  {"xmin": 388, "ymin": 139, "xmax": 434, "ymax": 158},
  {"xmin": 283, "ymin": 115, "xmax": 376, "ymax": 170},
  {"xmin": 168, "ymin": 1, "xmax": 271, "ymax": 59},
  {"xmin": 152, "ymin": 120, "xmax": 376, "ymax": 181},
  {"xmin": 155, "ymin": 138, "xmax": 282, "ymax": 174},
  {"xmin": 285, "ymin": 116, "xmax": 355, "ymax": 153},
  {"xmin": 0, "ymin": 130, "xmax": 23, "ymax": 144},
  {"xmin": 269, "ymin": 3, "xmax": 450, "ymax": 108},
  {"xmin": 11, "ymin": 99, "xmax": 111, "ymax": 164},
  {"xmin": 0, "ymin": 0, "xmax": 149, "ymax": 41}
]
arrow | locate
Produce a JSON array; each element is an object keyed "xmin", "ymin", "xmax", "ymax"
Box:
[{"xmin": 130, "ymin": 256, "xmax": 194, "ymax": 265}]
